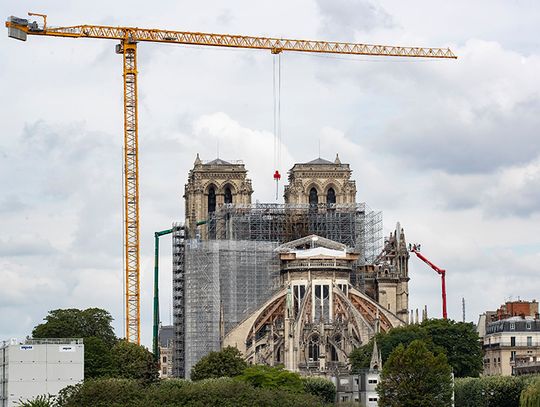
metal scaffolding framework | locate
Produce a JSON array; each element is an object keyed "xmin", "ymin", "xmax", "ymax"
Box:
[
  {"xmin": 204, "ymin": 203, "xmax": 382, "ymax": 264},
  {"xmin": 181, "ymin": 239, "xmax": 280, "ymax": 378},
  {"xmin": 171, "ymin": 223, "xmax": 185, "ymax": 378},
  {"xmin": 172, "ymin": 203, "xmax": 383, "ymax": 378}
]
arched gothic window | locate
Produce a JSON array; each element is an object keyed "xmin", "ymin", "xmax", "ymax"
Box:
[
  {"xmin": 208, "ymin": 187, "xmax": 216, "ymax": 213},
  {"xmin": 224, "ymin": 186, "xmax": 233, "ymax": 204},
  {"xmin": 327, "ymin": 188, "xmax": 336, "ymax": 206},
  {"xmin": 309, "ymin": 187, "xmax": 318, "ymax": 208},
  {"xmin": 308, "ymin": 335, "xmax": 320, "ymax": 361}
]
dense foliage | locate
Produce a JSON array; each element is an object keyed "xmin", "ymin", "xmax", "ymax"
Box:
[
  {"xmin": 455, "ymin": 375, "xmax": 540, "ymax": 407},
  {"xmin": 521, "ymin": 378, "xmax": 540, "ymax": 407},
  {"xmin": 32, "ymin": 308, "xmax": 116, "ymax": 344},
  {"xmin": 236, "ymin": 365, "xmax": 304, "ymax": 392},
  {"xmin": 190, "ymin": 346, "xmax": 248, "ymax": 381},
  {"xmin": 377, "ymin": 339, "xmax": 453, "ymax": 407},
  {"xmin": 350, "ymin": 318, "xmax": 482, "ymax": 377},
  {"xmin": 54, "ymin": 377, "xmax": 328, "ymax": 407},
  {"xmin": 32, "ymin": 308, "xmax": 158, "ymax": 381},
  {"xmin": 18, "ymin": 395, "xmax": 55, "ymax": 407},
  {"xmin": 302, "ymin": 376, "xmax": 337, "ymax": 404}
]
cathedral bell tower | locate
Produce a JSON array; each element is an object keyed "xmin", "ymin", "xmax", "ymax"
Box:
[
  {"xmin": 184, "ymin": 154, "xmax": 253, "ymax": 238},
  {"xmin": 284, "ymin": 154, "xmax": 357, "ymax": 205}
]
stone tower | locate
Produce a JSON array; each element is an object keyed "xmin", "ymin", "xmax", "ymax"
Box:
[
  {"xmin": 375, "ymin": 222, "xmax": 410, "ymax": 323},
  {"xmin": 184, "ymin": 154, "xmax": 253, "ymax": 238},
  {"xmin": 284, "ymin": 154, "xmax": 357, "ymax": 205}
]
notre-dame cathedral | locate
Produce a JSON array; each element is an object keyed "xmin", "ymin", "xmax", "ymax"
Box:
[{"xmin": 173, "ymin": 154, "xmax": 410, "ymax": 378}]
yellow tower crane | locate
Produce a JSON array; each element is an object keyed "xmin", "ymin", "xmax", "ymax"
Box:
[{"xmin": 6, "ymin": 13, "xmax": 456, "ymax": 345}]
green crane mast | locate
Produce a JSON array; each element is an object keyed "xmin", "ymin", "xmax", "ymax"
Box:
[{"xmin": 153, "ymin": 228, "xmax": 173, "ymax": 362}]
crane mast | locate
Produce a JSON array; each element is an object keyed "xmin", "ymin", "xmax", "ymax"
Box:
[
  {"xmin": 410, "ymin": 244, "xmax": 448, "ymax": 319},
  {"xmin": 6, "ymin": 14, "xmax": 456, "ymax": 344}
]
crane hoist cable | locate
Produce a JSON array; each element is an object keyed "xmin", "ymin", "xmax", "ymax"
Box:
[{"xmin": 272, "ymin": 54, "xmax": 282, "ymax": 199}]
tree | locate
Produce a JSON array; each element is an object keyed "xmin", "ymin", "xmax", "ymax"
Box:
[
  {"xmin": 191, "ymin": 346, "xmax": 248, "ymax": 381},
  {"xmin": 350, "ymin": 318, "xmax": 482, "ymax": 377},
  {"xmin": 422, "ymin": 319, "xmax": 482, "ymax": 377},
  {"xmin": 110, "ymin": 340, "xmax": 159, "ymax": 384},
  {"xmin": 83, "ymin": 336, "xmax": 114, "ymax": 378},
  {"xmin": 521, "ymin": 379, "xmax": 540, "ymax": 407},
  {"xmin": 32, "ymin": 308, "xmax": 116, "ymax": 345},
  {"xmin": 55, "ymin": 377, "xmax": 325, "ymax": 407},
  {"xmin": 377, "ymin": 339, "xmax": 453, "ymax": 407},
  {"xmin": 302, "ymin": 376, "xmax": 336, "ymax": 403},
  {"xmin": 455, "ymin": 375, "xmax": 536, "ymax": 407},
  {"xmin": 236, "ymin": 365, "xmax": 304, "ymax": 393}
]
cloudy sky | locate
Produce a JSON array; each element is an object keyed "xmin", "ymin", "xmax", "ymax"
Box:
[{"xmin": 1, "ymin": 0, "xmax": 539, "ymax": 347}]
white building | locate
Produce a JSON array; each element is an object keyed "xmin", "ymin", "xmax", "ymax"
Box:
[
  {"xmin": 1, "ymin": 338, "xmax": 84, "ymax": 407},
  {"xmin": 333, "ymin": 370, "xmax": 380, "ymax": 406}
]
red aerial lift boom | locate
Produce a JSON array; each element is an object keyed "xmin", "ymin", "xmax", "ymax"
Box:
[{"xmin": 409, "ymin": 244, "xmax": 447, "ymax": 319}]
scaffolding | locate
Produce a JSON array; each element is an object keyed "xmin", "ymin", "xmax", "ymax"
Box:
[
  {"xmin": 203, "ymin": 203, "xmax": 382, "ymax": 264},
  {"xmin": 182, "ymin": 239, "xmax": 280, "ymax": 377},
  {"xmin": 173, "ymin": 202, "xmax": 383, "ymax": 378},
  {"xmin": 171, "ymin": 223, "xmax": 185, "ymax": 378}
]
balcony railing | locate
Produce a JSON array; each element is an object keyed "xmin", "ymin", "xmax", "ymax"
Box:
[{"xmin": 484, "ymin": 340, "xmax": 540, "ymax": 348}]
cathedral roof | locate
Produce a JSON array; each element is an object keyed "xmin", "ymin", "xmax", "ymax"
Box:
[
  {"xmin": 305, "ymin": 157, "xmax": 334, "ymax": 165},
  {"xmin": 206, "ymin": 158, "xmax": 232, "ymax": 165}
]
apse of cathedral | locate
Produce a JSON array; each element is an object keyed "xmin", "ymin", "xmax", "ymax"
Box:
[{"xmin": 176, "ymin": 154, "xmax": 410, "ymax": 377}]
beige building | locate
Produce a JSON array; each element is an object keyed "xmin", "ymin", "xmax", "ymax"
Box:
[
  {"xmin": 158, "ymin": 325, "xmax": 174, "ymax": 378},
  {"xmin": 483, "ymin": 317, "xmax": 540, "ymax": 376}
]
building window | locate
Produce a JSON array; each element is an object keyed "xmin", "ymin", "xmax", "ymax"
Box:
[
  {"xmin": 511, "ymin": 351, "xmax": 516, "ymax": 361},
  {"xmin": 309, "ymin": 187, "xmax": 318, "ymax": 208},
  {"xmin": 162, "ymin": 366, "xmax": 167, "ymax": 375},
  {"xmin": 368, "ymin": 379, "xmax": 378, "ymax": 384},
  {"xmin": 527, "ymin": 336, "xmax": 533, "ymax": 347},
  {"xmin": 511, "ymin": 336, "xmax": 516, "ymax": 347},
  {"xmin": 326, "ymin": 188, "xmax": 336, "ymax": 206},
  {"xmin": 224, "ymin": 186, "xmax": 233, "ymax": 204},
  {"xmin": 369, "ymin": 398, "xmax": 378, "ymax": 402},
  {"xmin": 308, "ymin": 335, "xmax": 320, "ymax": 361},
  {"xmin": 510, "ymin": 322, "xmax": 515, "ymax": 331},
  {"xmin": 330, "ymin": 344, "xmax": 339, "ymax": 362},
  {"xmin": 526, "ymin": 321, "xmax": 532, "ymax": 330},
  {"xmin": 208, "ymin": 187, "xmax": 216, "ymax": 213},
  {"xmin": 314, "ymin": 284, "xmax": 330, "ymax": 322},
  {"xmin": 162, "ymin": 356, "xmax": 167, "ymax": 363},
  {"xmin": 293, "ymin": 284, "xmax": 306, "ymax": 318}
]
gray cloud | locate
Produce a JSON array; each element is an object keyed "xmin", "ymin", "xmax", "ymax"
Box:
[
  {"xmin": 316, "ymin": 0, "xmax": 394, "ymax": 39},
  {"xmin": 0, "ymin": 195, "xmax": 27, "ymax": 214},
  {"xmin": 0, "ymin": 237, "xmax": 56, "ymax": 257},
  {"xmin": 426, "ymin": 156, "xmax": 540, "ymax": 217}
]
